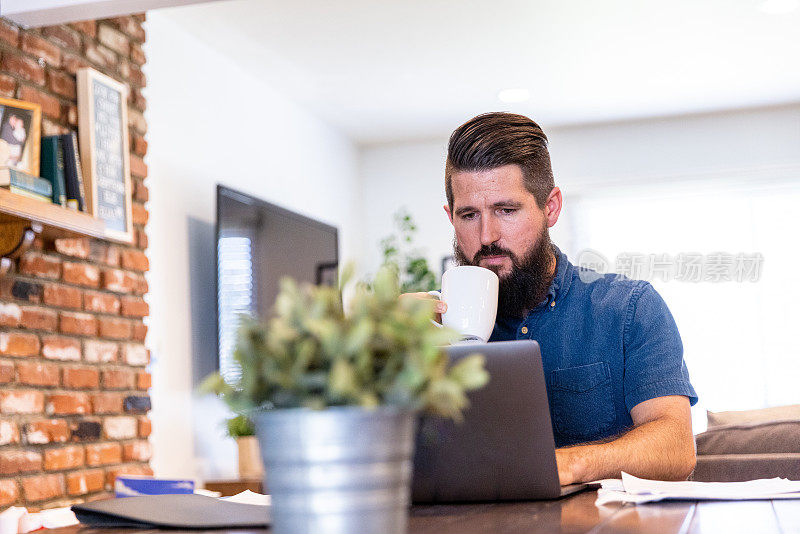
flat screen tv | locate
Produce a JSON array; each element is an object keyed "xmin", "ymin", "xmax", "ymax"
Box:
[{"xmin": 215, "ymin": 185, "xmax": 338, "ymax": 382}]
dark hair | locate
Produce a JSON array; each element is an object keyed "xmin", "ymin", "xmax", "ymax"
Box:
[{"xmin": 445, "ymin": 112, "xmax": 554, "ymax": 210}]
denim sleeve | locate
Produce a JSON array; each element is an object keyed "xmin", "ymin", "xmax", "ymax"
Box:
[{"xmin": 622, "ymin": 281, "xmax": 698, "ymax": 412}]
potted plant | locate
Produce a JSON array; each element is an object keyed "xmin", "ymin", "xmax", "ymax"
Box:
[
  {"xmin": 201, "ymin": 265, "xmax": 488, "ymax": 533},
  {"xmin": 225, "ymin": 415, "xmax": 263, "ymax": 479},
  {"xmin": 380, "ymin": 208, "xmax": 438, "ymax": 293}
]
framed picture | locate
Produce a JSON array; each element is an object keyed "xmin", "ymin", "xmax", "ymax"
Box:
[
  {"xmin": 77, "ymin": 67, "xmax": 133, "ymax": 243},
  {"xmin": 0, "ymin": 97, "xmax": 41, "ymax": 175}
]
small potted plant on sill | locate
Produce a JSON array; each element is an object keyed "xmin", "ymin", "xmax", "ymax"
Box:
[
  {"xmin": 225, "ymin": 415, "xmax": 263, "ymax": 480},
  {"xmin": 201, "ymin": 265, "xmax": 488, "ymax": 534}
]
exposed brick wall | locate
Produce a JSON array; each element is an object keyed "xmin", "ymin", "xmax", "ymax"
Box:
[{"xmin": 0, "ymin": 14, "xmax": 151, "ymax": 511}]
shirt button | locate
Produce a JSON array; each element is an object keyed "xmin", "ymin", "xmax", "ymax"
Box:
[
  {"xmin": 550, "ymin": 301, "xmax": 556, "ymax": 308},
  {"xmin": 521, "ymin": 326, "xmax": 528, "ymax": 335}
]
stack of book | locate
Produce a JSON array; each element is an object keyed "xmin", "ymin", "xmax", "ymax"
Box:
[{"xmin": 0, "ymin": 133, "xmax": 86, "ymax": 210}]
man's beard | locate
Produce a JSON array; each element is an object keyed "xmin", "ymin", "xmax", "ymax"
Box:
[{"xmin": 454, "ymin": 228, "xmax": 555, "ymax": 318}]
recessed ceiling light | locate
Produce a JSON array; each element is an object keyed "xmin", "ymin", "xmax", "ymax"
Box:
[
  {"xmin": 759, "ymin": 0, "xmax": 798, "ymax": 14},
  {"xmin": 497, "ymin": 88, "xmax": 530, "ymax": 103}
]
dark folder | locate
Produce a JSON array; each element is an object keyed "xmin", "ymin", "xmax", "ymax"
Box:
[{"xmin": 71, "ymin": 494, "xmax": 270, "ymax": 529}]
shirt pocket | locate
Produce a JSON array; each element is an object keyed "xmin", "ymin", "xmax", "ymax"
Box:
[{"xmin": 549, "ymin": 362, "xmax": 615, "ymax": 442}]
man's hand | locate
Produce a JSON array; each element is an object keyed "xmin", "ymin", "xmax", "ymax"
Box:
[
  {"xmin": 399, "ymin": 292, "xmax": 447, "ymax": 323},
  {"xmin": 554, "ymin": 395, "xmax": 695, "ymax": 485}
]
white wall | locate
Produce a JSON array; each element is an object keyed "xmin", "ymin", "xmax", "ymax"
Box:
[
  {"xmin": 142, "ymin": 12, "xmax": 362, "ymax": 481},
  {"xmin": 360, "ymin": 105, "xmax": 800, "ymax": 275}
]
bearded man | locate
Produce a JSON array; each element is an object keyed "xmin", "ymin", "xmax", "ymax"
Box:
[{"xmin": 404, "ymin": 112, "xmax": 698, "ymax": 485}]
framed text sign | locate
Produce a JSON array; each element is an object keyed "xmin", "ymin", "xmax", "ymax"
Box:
[{"xmin": 77, "ymin": 68, "xmax": 133, "ymax": 243}]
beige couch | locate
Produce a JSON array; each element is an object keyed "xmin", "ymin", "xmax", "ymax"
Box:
[{"xmin": 691, "ymin": 405, "xmax": 800, "ymax": 482}]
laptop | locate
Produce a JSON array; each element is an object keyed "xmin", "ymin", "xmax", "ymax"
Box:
[{"xmin": 412, "ymin": 340, "xmax": 589, "ymax": 502}]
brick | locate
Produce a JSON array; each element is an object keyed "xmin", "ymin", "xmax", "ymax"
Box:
[
  {"xmin": 84, "ymin": 339, "xmax": 118, "ymax": 363},
  {"xmin": 48, "ymin": 70, "xmax": 77, "ymax": 99},
  {"xmin": 22, "ymin": 473, "xmax": 64, "ymax": 501},
  {"xmin": 62, "ymin": 52, "xmax": 90, "ymax": 76},
  {"xmin": 111, "ymin": 17, "xmax": 146, "ymax": 42},
  {"xmin": 84, "ymin": 43, "xmax": 117, "ymax": 69},
  {"xmin": 133, "ymin": 276, "xmax": 148, "ymax": 296},
  {"xmin": 91, "ymin": 393, "xmax": 122, "ymax": 414},
  {"xmin": 98, "ymin": 25, "xmax": 130, "ymax": 56},
  {"xmin": 123, "ymin": 440, "xmax": 152, "ymax": 462},
  {"xmin": 138, "ymin": 417, "xmax": 151, "ymax": 438},
  {"xmin": 66, "ymin": 469, "xmax": 104, "ymax": 495},
  {"xmin": 59, "ymin": 311, "xmax": 97, "ymax": 336},
  {"xmin": 90, "ymin": 241, "xmax": 120, "ymax": 267},
  {"xmin": 133, "ymin": 179, "xmax": 149, "ymax": 203},
  {"xmin": 63, "ymin": 367, "xmax": 100, "ymax": 389},
  {"xmin": 132, "ymin": 135, "xmax": 147, "ymax": 157},
  {"xmin": 24, "ymin": 419, "xmax": 69, "ymax": 444},
  {"xmin": 98, "ymin": 317, "xmax": 132, "ymax": 340},
  {"xmin": 128, "ymin": 64, "xmax": 146, "ymax": 88},
  {"xmin": 43, "ymin": 284, "xmax": 82, "ymax": 309},
  {"xmin": 135, "ymin": 228, "xmax": 149, "ymax": 251},
  {"xmin": 102, "ymin": 269, "xmax": 136, "ymax": 293},
  {"xmin": 0, "ymin": 420, "xmax": 20, "ymax": 445},
  {"xmin": 0, "ymin": 390, "xmax": 44, "ymax": 414},
  {"xmin": 131, "ymin": 86, "xmax": 146, "ymax": 112},
  {"xmin": 102, "ymin": 368, "xmax": 132, "ymax": 389},
  {"xmin": 70, "ymin": 20, "xmax": 96, "ymax": 38},
  {"xmin": 42, "ymin": 335, "xmax": 81, "ymax": 361},
  {"xmin": 70, "ymin": 420, "xmax": 101, "ymax": 442},
  {"xmin": 132, "ymin": 321, "xmax": 147, "ymax": 343},
  {"xmin": 18, "ymin": 84, "xmax": 61, "ymax": 118},
  {"xmin": 21, "ymin": 33, "xmax": 61, "ymax": 67},
  {"xmin": 62, "ymin": 262, "xmax": 100, "ymax": 287},
  {"xmin": 0, "ymin": 331, "xmax": 40, "ymax": 356},
  {"xmin": 20, "ymin": 252, "xmax": 61, "ymax": 279},
  {"xmin": 103, "ymin": 416, "xmax": 136, "ymax": 439},
  {"xmin": 136, "ymin": 371, "xmax": 151, "ymax": 390},
  {"xmin": 122, "ymin": 343, "xmax": 148, "ymax": 366},
  {"xmin": 0, "ymin": 302, "xmax": 22, "ymax": 327},
  {"xmin": 128, "ymin": 108, "xmax": 147, "ymax": 134},
  {"xmin": 85, "ymin": 443, "xmax": 121, "ymax": 466},
  {"xmin": 0, "ymin": 73, "xmax": 16, "ymax": 97},
  {"xmin": 106, "ymin": 464, "xmax": 152, "ymax": 488},
  {"xmin": 83, "ymin": 291, "xmax": 120, "ymax": 314},
  {"xmin": 17, "ymin": 362, "xmax": 60, "ymax": 387},
  {"xmin": 0, "ymin": 362, "xmax": 13, "ymax": 383},
  {"xmin": 119, "ymin": 59, "xmax": 131, "ymax": 80},
  {"xmin": 0, "ymin": 479, "xmax": 18, "ymax": 506},
  {"xmin": 0, "ymin": 450, "xmax": 42, "ymax": 474},
  {"xmin": 47, "ymin": 393, "xmax": 91, "ymax": 415},
  {"xmin": 0, "ymin": 19, "xmax": 20, "ymax": 46},
  {"xmin": 10, "ymin": 280, "xmax": 43, "ymax": 302},
  {"xmin": 120, "ymin": 250, "xmax": 149, "ymax": 273},
  {"xmin": 120, "ymin": 296, "xmax": 148, "ymax": 318},
  {"xmin": 123, "ymin": 396, "xmax": 151, "ymax": 414},
  {"xmin": 54, "ymin": 238, "xmax": 90, "ymax": 259},
  {"xmin": 1, "ymin": 51, "xmax": 46, "ymax": 85},
  {"xmin": 42, "ymin": 26, "xmax": 81, "ymax": 50},
  {"xmin": 131, "ymin": 42, "xmax": 146, "ymax": 65},
  {"xmin": 129, "ymin": 155, "xmax": 147, "ymax": 178},
  {"xmin": 131, "ymin": 203, "xmax": 149, "ymax": 226},
  {"xmin": 20, "ymin": 306, "xmax": 59, "ymax": 331},
  {"xmin": 44, "ymin": 445, "xmax": 84, "ymax": 471}
]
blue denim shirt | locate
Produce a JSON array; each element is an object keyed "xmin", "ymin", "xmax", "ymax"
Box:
[{"xmin": 489, "ymin": 246, "xmax": 698, "ymax": 447}]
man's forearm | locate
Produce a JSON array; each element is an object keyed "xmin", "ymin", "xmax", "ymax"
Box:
[{"xmin": 555, "ymin": 415, "xmax": 696, "ymax": 484}]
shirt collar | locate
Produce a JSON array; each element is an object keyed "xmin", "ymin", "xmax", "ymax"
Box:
[{"xmin": 543, "ymin": 244, "xmax": 573, "ymax": 307}]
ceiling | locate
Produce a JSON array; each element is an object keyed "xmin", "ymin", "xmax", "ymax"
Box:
[{"xmin": 159, "ymin": 0, "xmax": 800, "ymax": 145}]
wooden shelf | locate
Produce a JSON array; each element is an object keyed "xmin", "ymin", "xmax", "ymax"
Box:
[
  {"xmin": 0, "ymin": 188, "xmax": 105, "ymax": 239},
  {"xmin": 0, "ymin": 189, "xmax": 107, "ymax": 271}
]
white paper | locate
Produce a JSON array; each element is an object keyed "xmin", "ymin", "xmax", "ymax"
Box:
[
  {"xmin": 596, "ymin": 472, "xmax": 800, "ymax": 505},
  {"xmin": 0, "ymin": 506, "xmax": 77, "ymax": 534},
  {"xmin": 221, "ymin": 490, "xmax": 271, "ymax": 506}
]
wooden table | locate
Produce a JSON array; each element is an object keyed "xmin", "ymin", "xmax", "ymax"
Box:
[{"xmin": 47, "ymin": 490, "xmax": 800, "ymax": 533}]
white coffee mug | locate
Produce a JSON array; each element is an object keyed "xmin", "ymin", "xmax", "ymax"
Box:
[{"xmin": 428, "ymin": 266, "xmax": 499, "ymax": 343}]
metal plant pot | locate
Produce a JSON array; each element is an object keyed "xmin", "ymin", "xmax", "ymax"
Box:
[{"xmin": 253, "ymin": 406, "xmax": 416, "ymax": 534}]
